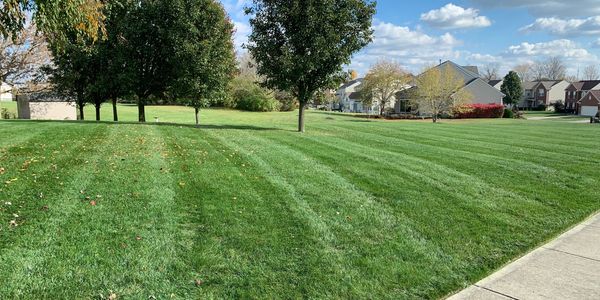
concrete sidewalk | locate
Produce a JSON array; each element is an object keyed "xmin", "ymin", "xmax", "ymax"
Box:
[{"xmin": 448, "ymin": 212, "xmax": 600, "ymax": 300}]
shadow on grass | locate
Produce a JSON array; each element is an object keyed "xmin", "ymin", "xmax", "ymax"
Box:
[{"xmin": 0, "ymin": 119, "xmax": 282, "ymax": 131}]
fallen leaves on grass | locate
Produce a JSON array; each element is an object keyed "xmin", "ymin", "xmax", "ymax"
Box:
[
  {"xmin": 0, "ymin": 167, "xmax": 5, "ymax": 174},
  {"xmin": 90, "ymin": 200, "xmax": 97, "ymax": 206},
  {"xmin": 179, "ymin": 182, "xmax": 186, "ymax": 187},
  {"xmin": 9, "ymin": 220, "xmax": 17, "ymax": 227},
  {"xmin": 194, "ymin": 279, "xmax": 203, "ymax": 286}
]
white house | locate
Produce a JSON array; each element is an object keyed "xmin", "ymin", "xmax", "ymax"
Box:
[
  {"xmin": 335, "ymin": 78, "xmax": 364, "ymax": 112},
  {"xmin": 335, "ymin": 78, "xmax": 411, "ymax": 114},
  {"xmin": 1, "ymin": 82, "xmax": 13, "ymax": 102}
]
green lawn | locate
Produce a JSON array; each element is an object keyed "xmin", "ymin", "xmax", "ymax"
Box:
[{"xmin": 0, "ymin": 108, "xmax": 599, "ymax": 299}]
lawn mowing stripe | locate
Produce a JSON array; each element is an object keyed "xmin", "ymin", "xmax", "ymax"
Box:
[
  {"xmin": 0, "ymin": 124, "xmax": 109, "ymax": 249},
  {"xmin": 330, "ymin": 121, "xmax": 600, "ymax": 163},
  {"xmin": 0, "ymin": 124, "xmax": 113, "ymax": 297},
  {"xmin": 319, "ymin": 122, "xmax": 600, "ymax": 180},
  {"xmin": 158, "ymin": 127, "xmax": 345, "ymax": 298},
  {"xmin": 255, "ymin": 129, "xmax": 599, "ymax": 298},
  {"xmin": 211, "ymin": 129, "xmax": 468, "ymax": 298},
  {"xmin": 310, "ymin": 122, "xmax": 599, "ymax": 218},
  {"xmin": 0, "ymin": 124, "xmax": 191, "ymax": 298}
]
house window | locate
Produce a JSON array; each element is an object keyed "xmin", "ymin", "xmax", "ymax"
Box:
[{"xmin": 538, "ymin": 88, "xmax": 545, "ymax": 96}]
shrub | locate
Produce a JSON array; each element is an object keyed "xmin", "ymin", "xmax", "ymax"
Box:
[
  {"xmin": 503, "ymin": 108, "xmax": 514, "ymax": 119},
  {"xmin": 553, "ymin": 101, "xmax": 565, "ymax": 113},
  {"xmin": 535, "ymin": 104, "xmax": 547, "ymax": 111},
  {"xmin": 453, "ymin": 104, "xmax": 505, "ymax": 119},
  {"xmin": 234, "ymin": 88, "xmax": 280, "ymax": 112},
  {"xmin": 230, "ymin": 76, "xmax": 280, "ymax": 112},
  {"xmin": 1, "ymin": 108, "xmax": 16, "ymax": 119},
  {"xmin": 274, "ymin": 90, "xmax": 297, "ymax": 112}
]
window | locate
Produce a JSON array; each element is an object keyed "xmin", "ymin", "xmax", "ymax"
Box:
[{"xmin": 538, "ymin": 88, "xmax": 545, "ymax": 96}]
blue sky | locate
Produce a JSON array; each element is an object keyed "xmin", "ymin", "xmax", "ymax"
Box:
[{"xmin": 222, "ymin": 0, "xmax": 600, "ymax": 77}]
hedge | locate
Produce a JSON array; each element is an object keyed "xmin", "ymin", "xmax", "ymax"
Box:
[{"xmin": 453, "ymin": 104, "xmax": 505, "ymax": 119}]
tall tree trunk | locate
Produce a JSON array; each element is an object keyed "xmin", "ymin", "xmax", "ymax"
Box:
[
  {"xmin": 138, "ymin": 100, "xmax": 146, "ymax": 122},
  {"xmin": 112, "ymin": 98, "xmax": 118, "ymax": 122},
  {"xmin": 95, "ymin": 104, "xmax": 101, "ymax": 121},
  {"xmin": 78, "ymin": 103, "xmax": 84, "ymax": 120},
  {"xmin": 298, "ymin": 102, "xmax": 306, "ymax": 133},
  {"xmin": 195, "ymin": 107, "xmax": 199, "ymax": 127}
]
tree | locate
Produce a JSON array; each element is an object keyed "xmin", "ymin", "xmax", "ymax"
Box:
[
  {"xmin": 119, "ymin": 0, "xmax": 179, "ymax": 122},
  {"xmin": 45, "ymin": 39, "xmax": 94, "ymax": 120},
  {"xmin": 583, "ymin": 65, "xmax": 600, "ymax": 80},
  {"xmin": 359, "ymin": 60, "xmax": 409, "ymax": 116},
  {"xmin": 245, "ymin": 0, "xmax": 376, "ymax": 132},
  {"xmin": 0, "ymin": 0, "xmax": 106, "ymax": 44},
  {"xmin": 0, "ymin": 23, "xmax": 51, "ymax": 85},
  {"xmin": 531, "ymin": 61, "xmax": 546, "ymax": 81},
  {"xmin": 514, "ymin": 63, "xmax": 533, "ymax": 82},
  {"xmin": 501, "ymin": 71, "xmax": 523, "ymax": 110},
  {"xmin": 172, "ymin": 0, "xmax": 236, "ymax": 126},
  {"xmin": 544, "ymin": 56, "xmax": 567, "ymax": 80},
  {"xmin": 532, "ymin": 56, "xmax": 566, "ymax": 80},
  {"xmin": 482, "ymin": 63, "xmax": 500, "ymax": 81},
  {"xmin": 413, "ymin": 64, "xmax": 471, "ymax": 123}
]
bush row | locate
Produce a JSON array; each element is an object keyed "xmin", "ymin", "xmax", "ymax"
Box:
[{"xmin": 453, "ymin": 104, "xmax": 505, "ymax": 119}]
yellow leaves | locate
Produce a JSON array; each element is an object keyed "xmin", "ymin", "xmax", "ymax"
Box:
[
  {"xmin": 0, "ymin": 167, "xmax": 4, "ymax": 174},
  {"xmin": 4, "ymin": 178, "xmax": 18, "ymax": 185},
  {"xmin": 179, "ymin": 182, "xmax": 186, "ymax": 188}
]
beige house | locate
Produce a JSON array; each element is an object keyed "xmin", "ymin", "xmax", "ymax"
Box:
[
  {"xmin": 17, "ymin": 93, "xmax": 77, "ymax": 120},
  {"xmin": 519, "ymin": 80, "xmax": 570, "ymax": 109},
  {"xmin": 1, "ymin": 82, "xmax": 13, "ymax": 102}
]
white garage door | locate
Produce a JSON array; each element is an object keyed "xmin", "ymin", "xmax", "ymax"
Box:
[{"xmin": 581, "ymin": 106, "xmax": 598, "ymax": 116}]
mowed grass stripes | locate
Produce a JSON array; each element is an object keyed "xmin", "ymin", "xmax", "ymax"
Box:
[{"xmin": 0, "ymin": 110, "xmax": 599, "ymax": 299}]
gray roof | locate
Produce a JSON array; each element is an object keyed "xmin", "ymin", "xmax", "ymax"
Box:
[
  {"xmin": 424, "ymin": 61, "xmax": 480, "ymax": 85},
  {"xmin": 338, "ymin": 78, "xmax": 364, "ymax": 90},
  {"xmin": 348, "ymin": 91, "xmax": 362, "ymax": 100},
  {"xmin": 522, "ymin": 81, "xmax": 537, "ymax": 90},
  {"xmin": 462, "ymin": 66, "xmax": 479, "ymax": 75},
  {"xmin": 488, "ymin": 80, "xmax": 502, "ymax": 87}
]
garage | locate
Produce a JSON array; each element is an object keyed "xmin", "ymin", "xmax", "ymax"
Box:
[
  {"xmin": 581, "ymin": 105, "xmax": 598, "ymax": 116},
  {"xmin": 579, "ymin": 91, "xmax": 600, "ymax": 116}
]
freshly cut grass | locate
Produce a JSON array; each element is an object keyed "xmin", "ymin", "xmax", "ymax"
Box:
[{"xmin": 0, "ymin": 109, "xmax": 599, "ymax": 299}]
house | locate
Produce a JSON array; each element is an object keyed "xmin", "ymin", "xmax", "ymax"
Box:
[
  {"xmin": 335, "ymin": 77, "xmax": 410, "ymax": 113},
  {"xmin": 16, "ymin": 92, "xmax": 77, "ymax": 120},
  {"xmin": 335, "ymin": 78, "xmax": 364, "ymax": 112},
  {"xmin": 394, "ymin": 61, "xmax": 504, "ymax": 114},
  {"xmin": 488, "ymin": 80, "xmax": 503, "ymax": 90},
  {"xmin": 1, "ymin": 82, "xmax": 13, "ymax": 102},
  {"xmin": 578, "ymin": 90, "xmax": 600, "ymax": 116},
  {"xmin": 518, "ymin": 80, "xmax": 569, "ymax": 109},
  {"xmin": 520, "ymin": 81, "xmax": 537, "ymax": 108},
  {"xmin": 565, "ymin": 80, "xmax": 600, "ymax": 113}
]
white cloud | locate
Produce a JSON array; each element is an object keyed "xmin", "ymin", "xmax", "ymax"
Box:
[
  {"xmin": 467, "ymin": 39, "xmax": 598, "ymax": 76},
  {"xmin": 348, "ymin": 21, "xmax": 461, "ymax": 75},
  {"xmin": 421, "ymin": 3, "xmax": 491, "ymax": 29},
  {"xmin": 233, "ymin": 21, "xmax": 251, "ymax": 51},
  {"xmin": 469, "ymin": 0, "xmax": 600, "ymax": 17},
  {"xmin": 506, "ymin": 39, "xmax": 593, "ymax": 59},
  {"xmin": 521, "ymin": 16, "xmax": 600, "ymax": 36}
]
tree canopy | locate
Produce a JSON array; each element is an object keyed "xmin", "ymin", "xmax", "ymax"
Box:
[
  {"xmin": 414, "ymin": 65, "xmax": 471, "ymax": 123},
  {"xmin": 0, "ymin": 0, "xmax": 105, "ymax": 45},
  {"xmin": 501, "ymin": 71, "xmax": 523, "ymax": 110},
  {"xmin": 246, "ymin": 0, "xmax": 376, "ymax": 132},
  {"xmin": 360, "ymin": 60, "xmax": 410, "ymax": 116},
  {"xmin": 172, "ymin": 0, "xmax": 236, "ymax": 126}
]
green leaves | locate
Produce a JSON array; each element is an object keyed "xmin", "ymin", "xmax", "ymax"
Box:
[
  {"xmin": 501, "ymin": 71, "xmax": 523, "ymax": 107},
  {"xmin": 246, "ymin": 0, "xmax": 376, "ymax": 131}
]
